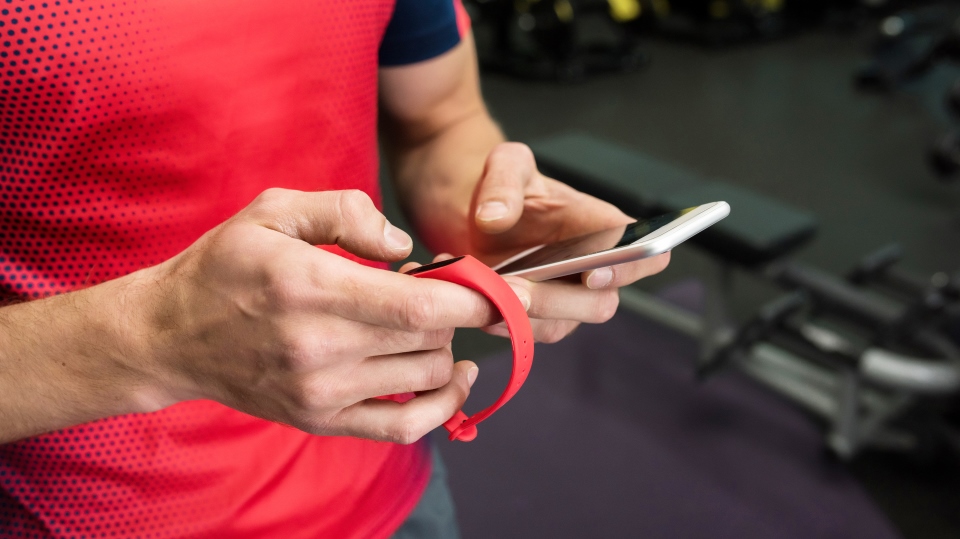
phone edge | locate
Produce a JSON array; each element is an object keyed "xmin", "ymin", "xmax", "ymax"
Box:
[{"xmin": 500, "ymin": 201, "xmax": 730, "ymax": 282}]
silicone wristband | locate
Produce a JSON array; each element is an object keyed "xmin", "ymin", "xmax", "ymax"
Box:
[{"xmin": 405, "ymin": 255, "xmax": 534, "ymax": 442}]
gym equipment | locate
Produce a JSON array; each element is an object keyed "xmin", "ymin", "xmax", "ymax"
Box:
[
  {"xmin": 713, "ymin": 253, "xmax": 960, "ymax": 457},
  {"xmin": 850, "ymin": 3, "xmax": 960, "ymax": 180},
  {"xmin": 440, "ymin": 311, "xmax": 905, "ymax": 539},
  {"xmin": 465, "ymin": 0, "xmax": 648, "ymax": 82},
  {"xmin": 637, "ymin": 0, "xmax": 790, "ymax": 45},
  {"xmin": 529, "ymin": 132, "xmax": 960, "ymax": 459},
  {"xmin": 931, "ymin": 130, "xmax": 960, "ymax": 178},
  {"xmin": 853, "ymin": 5, "xmax": 959, "ymax": 91},
  {"xmin": 464, "ymin": 0, "xmax": 896, "ymax": 81},
  {"xmin": 531, "ymin": 133, "xmax": 817, "ymax": 267},
  {"xmin": 634, "ymin": 0, "xmax": 885, "ymax": 47},
  {"xmin": 931, "ymin": 77, "xmax": 960, "ymax": 179}
]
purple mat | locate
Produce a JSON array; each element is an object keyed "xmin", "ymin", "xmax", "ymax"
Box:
[{"xmin": 438, "ymin": 281, "xmax": 901, "ymax": 539}]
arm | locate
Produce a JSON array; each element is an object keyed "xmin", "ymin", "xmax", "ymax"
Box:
[
  {"xmin": 0, "ymin": 190, "xmax": 496, "ymax": 444},
  {"xmin": 379, "ymin": 33, "xmax": 498, "ymax": 257},
  {"xmin": 0, "ymin": 274, "xmax": 165, "ymax": 444},
  {"xmin": 380, "ymin": 34, "xmax": 670, "ymax": 342}
]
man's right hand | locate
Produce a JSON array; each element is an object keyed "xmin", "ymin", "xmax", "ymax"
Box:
[
  {"xmin": 138, "ymin": 188, "xmax": 504, "ymax": 443},
  {"xmin": 0, "ymin": 189, "xmax": 499, "ymax": 445}
]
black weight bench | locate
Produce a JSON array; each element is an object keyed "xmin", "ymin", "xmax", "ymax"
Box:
[
  {"xmin": 528, "ymin": 132, "xmax": 818, "ymax": 268},
  {"xmin": 528, "ymin": 131, "xmax": 819, "ymax": 367}
]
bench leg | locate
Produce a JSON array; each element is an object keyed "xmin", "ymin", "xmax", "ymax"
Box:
[{"xmin": 699, "ymin": 263, "xmax": 735, "ymax": 369}]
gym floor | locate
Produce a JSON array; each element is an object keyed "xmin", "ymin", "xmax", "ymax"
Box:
[{"xmin": 381, "ymin": 26, "xmax": 960, "ymax": 539}]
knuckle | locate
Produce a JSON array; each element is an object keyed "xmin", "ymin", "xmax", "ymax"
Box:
[
  {"xmin": 595, "ymin": 291, "xmax": 620, "ymax": 323},
  {"xmin": 289, "ymin": 373, "xmax": 348, "ymax": 414},
  {"xmin": 335, "ymin": 190, "xmax": 374, "ymax": 225},
  {"xmin": 492, "ymin": 141, "xmax": 534, "ymax": 163},
  {"xmin": 423, "ymin": 350, "xmax": 454, "ymax": 389},
  {"xmin": 541, "ymin": 331, "xmax": 563, "ymax": 344},
  {"xmin": 290, "ymin": 379, "xmax": 327, "ymax": 412},
  {"xmin": 659, "ymin": 252, "xmax": 672, "ymax": 270},
  {"xmin": 387, "ymin": 417, "xmax": 425, "ymax": 445},
  {"xmin": 262, "ymin": 264, "xmax": 302, "ymax": 309},
  {"xmin": 424, "ymin": 328, "xmax": 455, "ymax": 350},
  {"xmin": 241, "ymin": 188, "xmax": 294, "ymax": 225},
  {"xmin": 276, "ymin": 330, "xmax": 329, "ymax": 372},
  {"xmin": 650, "ymin": 252, "xmax": 671, "ymax": 275},
  {"xmin": 397, "ymin": 292, "xmax": 437, "ymax": 331},
  {"xmin": 540, "ymin": 321, "xmax": 571, "ymax": 344},
  {"xmin": 252, "ymin": 187, "xmax": 291, "ymax": 210},
  {"xmin": 298, "ymin": 416, "xmax": 336, "ymax": 437}
]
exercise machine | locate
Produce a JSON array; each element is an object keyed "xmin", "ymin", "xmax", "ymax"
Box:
[
  {"xmin": 464, "ymin": 0, "xmax": 648, "ymax": 82},
  {"xmin": 850, "ymin": 2, "xmax": 960, "ymax": 180},
  {"xmin": 530, "ymin": 132, "xmax": 960, "ymax": 459},
  {"xmin": 634, "ymin": 0, "xmax": 890, "ymax": 47}
]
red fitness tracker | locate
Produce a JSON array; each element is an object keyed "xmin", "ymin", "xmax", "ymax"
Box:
[{"xmin": 405, "ymin": 255, "xmax": 534, "ymax": 442}]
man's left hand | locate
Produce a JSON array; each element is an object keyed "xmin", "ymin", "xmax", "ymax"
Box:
[{"xmin": 408, "ymin": 142, "xmax": 670, "ymax": 343}]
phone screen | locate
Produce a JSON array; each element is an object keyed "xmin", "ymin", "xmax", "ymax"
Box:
[{"xmin": 495, "ymin": 207, "xmax": 695, "ymax": 275}]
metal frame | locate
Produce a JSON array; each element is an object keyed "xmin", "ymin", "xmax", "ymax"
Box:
[{"xmin": 616, "ymin": 266, "xmax": 943, "ymax": 459}]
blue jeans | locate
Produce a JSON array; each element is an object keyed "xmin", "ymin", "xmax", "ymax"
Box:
[{"xmin": 390, "ymin": 448, "xmax": 460, "ymax": 539}]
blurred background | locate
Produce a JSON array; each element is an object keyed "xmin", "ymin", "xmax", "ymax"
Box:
[{"xmin": 382, "ymin": 1, "xmax": 960, "ymax": 537}]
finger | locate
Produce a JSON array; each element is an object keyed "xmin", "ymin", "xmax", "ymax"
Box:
[
  {"xmin": 243, "ymin": 188, "xmax": 413, "ymax": 262},
  {"xmin": 484, "ymin": 318, "xmax": 580, "ymax": 344},
  {"xmin": 397, "ymin": 253, "xmax": 455, "ymax": 275},
  {"xmin": 313, "ymin": 322, "xmax": 457, "ymax": 367},
  {"xmin": 582, "ymin": 252, "xmax": 672, "ymax": 290},
  {"xmin": 532, "ymin": 319, "xmax": 581, "ymax": 343},
  {"xmin": 333, "ymin": 360, "xmax": 479, "ymax": 444},
  {"xmin": 399, "ymin": 261, "xmax": 422, "ymax": 274},
  {"xmin": 347, "ymin": 345, "xmax": 456, "ymax": 400},
  {"xmin": 533, "ymin": 180, "xmax": 634, "ymax": 238},
  {"xmin": 501, "ymin": 275, "xmax": 618, "ymax": 324},
  {"xmin": 473, "ymin": 143, "xmax": 536, "ymax": 234},
  {"xmin": 328, "ymin": 261, "xmax": 503, "ymax": 330}
]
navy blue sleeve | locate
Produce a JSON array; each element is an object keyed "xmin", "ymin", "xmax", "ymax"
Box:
[{"xmin": 379, "ymin": 0, "xmax": 462, "ymax": 66}]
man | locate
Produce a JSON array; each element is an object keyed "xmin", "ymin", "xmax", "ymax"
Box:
[{"xmin": 0, "ymin": 0, "xmax": 668, "ymax": 537}]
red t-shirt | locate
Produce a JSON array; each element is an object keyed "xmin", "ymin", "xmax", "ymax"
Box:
[{"xmin": 0, "ymin": 1, "xmax": 468, "ymax": 537}]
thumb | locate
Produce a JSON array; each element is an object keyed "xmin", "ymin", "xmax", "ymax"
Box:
[
  {"xmin": 473, "ymin": 143, "xmax": 536, "ymax": 234},
  {"xmin": 244, "ymin": 188, "xmax": 413, "ymax": 262}
]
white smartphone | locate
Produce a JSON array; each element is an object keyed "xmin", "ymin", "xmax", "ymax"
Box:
[{"xmin": 492, "ymin": 201, "xmax": 730, "ymax": 282}]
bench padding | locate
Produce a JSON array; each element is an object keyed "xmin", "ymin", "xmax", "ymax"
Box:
[{"xmin": 530, "ymin": 132, "xmax": 817, "ymax": 267}]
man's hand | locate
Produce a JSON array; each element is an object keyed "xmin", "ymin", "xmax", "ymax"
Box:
[
  {"xmin": 136, "ymin": 188, "xmax": 500, "ymax": 443},
  {"xmin": 0, "ymin": 188, "xmax": 497, "ymax": 445},
  {"xmin": 380, "ymin": 35, "xmax": 667, "ymax": 344},
  {"xmin": 467, "ymin": 143, "xmax": 670, "ymax": 342}
]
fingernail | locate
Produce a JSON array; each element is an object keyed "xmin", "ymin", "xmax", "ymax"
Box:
[
  {"xmin": 587, "ymin": 267, "xmax": 614, "ymax": 289},
  {"xmin": 476, "ymin": 201, "xmax": 508, "ymax": 222},
  {"xmin": 467, "ymin": 366, "xmax": 479, "ymax": 387},
  {"xmin": 384, "ymin": 222, "xmax": 412, "ymax": 251},
  {"xmin": 509, "ymin": 284, "xmax": 531, "ymax": 311}
]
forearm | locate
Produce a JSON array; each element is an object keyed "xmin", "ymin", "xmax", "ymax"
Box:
[
  {"xmin": 379, "ymin": 34, "xmax": 507, "ymax": 256},
  {"xmin": 385, "ymin": 110, "xmax": 505, "ymax": 255},
  {"xmin": 0, "ymin": 272, "xmax": 165, "ymax": 444}
]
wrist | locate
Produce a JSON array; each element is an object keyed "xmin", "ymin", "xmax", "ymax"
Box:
[
  {"xmin": 107, "ymin": 264, "xmax": 194, "ymax": 413},
  {"xmin": 389, "ymin": 113, "xmax": 504, "ymax": 255},
  {"xmin": 0, "ymin": 268, "xmax": 182, "ymax": 442},
  {"xmin": 41, "ymin": 268, "xmax": 184, "ymax": 417}
]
